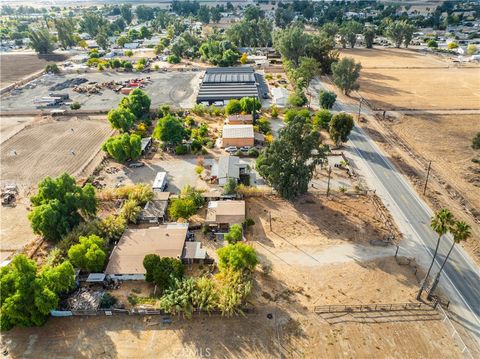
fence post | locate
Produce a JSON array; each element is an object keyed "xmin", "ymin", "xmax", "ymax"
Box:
[{"xmin": 395, "ymin": 245, "xmax": 399, "ymax": 258}]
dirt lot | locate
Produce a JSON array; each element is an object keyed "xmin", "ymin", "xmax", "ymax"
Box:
[
  {"xmin": 391, "ymin": 113, "xmax": 480, "ymax": 211},
  {"xmin": 0, "ymin": 53, "xmax": 69, "ymax": 88},
  {"xmin": 1, "ymin": 115, "xmax": 112, "ymax": 190},
  {"xmin": 1, "ymin": 71, "xmax": 201, "ymax": 112},
  {"xmin": 339, "ymin": 48, "xmax": 480, "ymax": 110}
]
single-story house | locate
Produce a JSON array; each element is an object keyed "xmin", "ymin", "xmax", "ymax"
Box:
[
  {"xmin": 225, "ymin": 114, "xmax": 253, "ymax": 125},
  {"xmin": 70, "ymin": 54, "xmax": 89, "ymax": 64},
  {"xmin": 211, "ymin": 155, "xmax": 252, "ymax": 186},
  {"xmin": 105, "ymin": 223, "xmax": 207, "ymax": 280},
  {"xmin": 271, "ymin": 87, "xmax": 290, "ymax": 107},
  {"xmin": 205, "ymin": 200, "xmax": 245, "ymax": 229},
  {"xmin": 138, "ymin": 192, "xmax": 170, "ymax": 224},
  {"xmin": 222, "ymin": 125, "xmax": 254, "ymax": 148}
]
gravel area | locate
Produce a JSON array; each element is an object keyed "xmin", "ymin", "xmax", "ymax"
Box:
[{"xmin": 1, "ymin": 71, "xmax": 201, "ymax": 111}]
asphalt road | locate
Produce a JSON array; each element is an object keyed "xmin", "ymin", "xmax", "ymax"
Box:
[{"xmin": 310, "ymin": 76, "xmax": 480, "ymax": 349}]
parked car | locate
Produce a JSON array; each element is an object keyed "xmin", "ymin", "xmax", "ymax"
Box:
[
  {"xmin": 128, "ymin": 162, "xmax": 145, "ymax": 168},
  {"xmin": 240, "ymin": 146, "xmax": 251, "ymax": 152},
  {"xmin": 225, "ymin": 146, "xmax": 238, "ymax": 154}
]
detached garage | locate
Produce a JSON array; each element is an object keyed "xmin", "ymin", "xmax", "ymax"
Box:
[{"xmin": 222, "ymin": 125, "xmax": 254, "ymax": 148}]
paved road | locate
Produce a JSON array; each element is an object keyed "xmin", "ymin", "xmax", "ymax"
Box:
[
  {"xmin": 348, "ymin": 126, "xmax": 480, "ymax": 329},
  {"xmin": 311, "ymin": 79, "xmax": 480, "ymax": 350}
]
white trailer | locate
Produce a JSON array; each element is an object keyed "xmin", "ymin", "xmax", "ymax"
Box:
[{"xmin": 152, "ymin": 172, "xmax": 168, "ymax": 192}]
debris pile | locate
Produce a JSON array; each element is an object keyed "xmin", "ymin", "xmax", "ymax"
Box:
[
  {"xmin": 49, "ymin": 78, "xmax": 88, "ymax": 91},
  {"xmin": 67, "ymin": 288, "xmax": 103, "ymax": 311}
]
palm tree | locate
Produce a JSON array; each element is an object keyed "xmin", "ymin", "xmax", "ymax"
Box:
[
  {"xmin": 417, "ymin": 209, "xmax": 454, "ymax": 299},
  {"xmin": 427, "ymin": 221, "xmax": 471, "ymax": 297}
]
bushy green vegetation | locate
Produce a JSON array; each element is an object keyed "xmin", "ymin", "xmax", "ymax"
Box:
[
  {"xmin": 329, "ymin": 112, "xmax": 355, "ymax": 146},
  {"xmin": 29, "ymin": 173, "xmax": 97, "ymax": 242},
  {"xmin": 224, "ymin": 224, "xmax": 243, "ymax": 244},
  {"xmin": 102, "ymin": 133, "xmax": 142, "ymax": 163},
  {"xmin": 257, "ymin": 114, "xmax": 326, "ymax": 200},
  {"xmin": 0, "ymin": 255, "xmax": 76, "ymax": 330},
  {"xmin": 168, "ymin": 186, "xmax": 205, "ymax": 220},
  {"xmin": 68, "ymin": 234, "xmax": 106, "ymax": 272},
  {"xmin": 143, "ymin": 254, "xmax": 184, "ymax": 293}
]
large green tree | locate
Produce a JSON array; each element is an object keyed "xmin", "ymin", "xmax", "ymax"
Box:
[
  {"xmin": 107, "ymin": 107, "xmax": 136, "ymax": 132},
  {"xmin": 68, "ymin": 234, "xmax": 106, "ymax": 272},
  {"xmin": 29, "ymin": 173, "xmax": 97, "ymax": 241},
  {"xmin": 256, "ymin": 115, "xmax": 325, "ymax": 200},
  {"xmin": 331, "ymin": 57, "xmax": 362, "ymax": 95},
  {"xmin": 0, "ymin": 255, "xmax": 75, "ymax": 330},
  {"xmin": 79, "ymin": 12, "xmax": 107, "ymax": 37},
  {"xmin": 329, "ymin": 113, "xmax": 355, "ymax": 146},
  {"xmin": 120, "ymin": 88, "xmax": 151, "ymax": 118},
  {"xmin": 363, "ymin": 26, "xmax": 376, "ymax": 49},
  {"xmin": 102, "ymin": 133, "xmax": 142, "ymax": 163},
  {"xmin": 217, "ymin": 243, "xmax": 258, "ymax": 272},
  {"xmin": 143, "ymin": 254, "xmax": 184, "ymax": 293},
  {"xmin": 340, "ymin": 20, "xmax": 363, "ymax": 49},
  {"xmin": 153, "ymin": 114, "xmax": 187, "ymax": 146},
  {"xmin": 54, "ymin": 18, "xmax": 76, "ymax": 49},
  {"xmin": 273, "ymin": 25, "xmax": 309, "ymax": 66},
  {"xmin": 28, "ymin": 27, "xmax": 54, "ymax": 54}
]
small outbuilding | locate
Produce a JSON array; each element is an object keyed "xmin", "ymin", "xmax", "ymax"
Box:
[
  {"xmin": 205, "ymin": 200, "xmax": 246, "ymax": 228},
  {"xmin": 225, "ymin": 114, "xmax": 253, "ymax": 125},
  {"xmin": 222, "ymin": 125, "xmax": 254, "ymax": 148},
  {"xmin": 138, "ymin": 192, "xmax": 170, "ymax": 224},
  {"xmin": 211, "ymin": 155, "xmax": 252, "ymax": 186}
]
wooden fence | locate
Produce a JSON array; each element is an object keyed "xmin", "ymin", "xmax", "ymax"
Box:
[{"xmin": 313, "ymin": 302, "xmax": 434, "ymax": 314}]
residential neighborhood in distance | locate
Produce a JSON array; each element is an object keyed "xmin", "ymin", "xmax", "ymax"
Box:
[{"xmin": 0, "ymin": 0, "xmax": 479, "ymax": 358}]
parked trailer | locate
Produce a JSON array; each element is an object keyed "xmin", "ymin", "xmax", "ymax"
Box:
[{"xmin": 152, "ymin": 171, "xmax": 168, "ymax": 192}]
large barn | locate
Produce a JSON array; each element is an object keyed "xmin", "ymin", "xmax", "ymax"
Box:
[{"xmin": 196, "ymin": 67, "xmax": 260, "ymax": 105}]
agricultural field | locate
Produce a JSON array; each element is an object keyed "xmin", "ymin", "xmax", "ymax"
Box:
[
  {"xmin": 339, "ymin": 48, "xmax": 480, "ymax": 110},
  {"xmin": 0, "ymin": 115, "xmax": 112, "ymax": 190},
  {"xmin": 0, "ymin": 53, "xmax": 69, "ymax": 88}
]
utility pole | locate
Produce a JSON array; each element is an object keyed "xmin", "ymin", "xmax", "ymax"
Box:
[
  {"xmin": 357, "ymin": 98, "xmax": 362, "ymax": 121},
  {"xmin": 326, "ymin": 167, "xmax": 332, "ymax": 198},
  {"xmin": 423, "ymin": 161, "xmax": 432, "ymax": 195}
]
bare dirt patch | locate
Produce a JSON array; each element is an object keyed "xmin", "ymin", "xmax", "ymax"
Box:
[
  {"xmin": 339, "ymin": 48, "xmax": 480, "ymax": 110},
  {"xmin": 0, "ymin": 53, "xmax": 68, "ymax": 88}
]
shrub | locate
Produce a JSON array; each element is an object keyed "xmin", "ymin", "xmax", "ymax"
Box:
[
  {"xmin": 217, "ymin": 243, "xmax": 258, "ymax": 272},
  {"xmin": 224, "ymin": 224, "xmax": 243, "ymax": 244},
  {"xmin": 319, "ymin": 91, "xmax": 337, "ymax": 109},
  {"xmin": 428, "ymin": 39, "xmax": 438, "ymax": 48},
  {"xmin": 100, "ymin": 293, "xmax": 118, "ymax": 308},
  {"xmin": 225, "ymin": 99, "xmax": 242, "ymax": 115},
  {"xmin": 70, "ymin": 102, "xmax": 81, "ymax": 110},
  {"xmin": 125, "ymin": 50, "xmax": 133, "ymax": 57},
  {"xmin": 119, "ymin": 199, "xmax": 141, "ymax": 224},
  {"xmin": 473, "ymin": 132, "xmax": 480, "ymax": 150},
  {"xmin": 312, "ymin": 109, "xmax": 333, "ymax": 130},
  {"xmin": 195, "ymin": 166, "xmax": 204, "ymax": 175},
  {"xmin": 192, "ymin": 103, "xmax": 207, "ymax": 115},
  {"xmin": 244, "ymin": 218, "xmax": 255, "ymax": 226},
  {"xmin": 223, "ymin": 178, "xmax": 237, "ymax": 195},
  {"xmin": 45, "ymin": 63, "xmax": 60, "ymax": 74},
  {"xmin": 270, "ymin": 105, "xmax": 279, "ymax": 118},
  {"xmin": 247, "ymin": 148, "xmax": 259, "ymax": 157},
  {"xmin": 167, "ymin": 54, "xmax": 181, "ymax": 64},
  {"xmin": 287, "ymin": 89, "xmax": 307, "ymax": 107},
  {"xmin": 68, "ymin": 234, "xmax": 106, "ymax": 272},
  {"xmin": 175, "ymin": 144, "xmax": 189, "ymax": 155}
]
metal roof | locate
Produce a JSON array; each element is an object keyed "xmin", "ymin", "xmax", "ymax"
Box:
[
  {"xmin": 197, "ymin": 67, "xmax": 260, "ymax": 102},
  {"xmin": 222, "ymin": 125, "xmax": 254, "ymax": 139}
]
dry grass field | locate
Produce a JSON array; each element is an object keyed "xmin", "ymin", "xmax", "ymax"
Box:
[
  {"xmin": 339, "ymin": 48, "xmax": 480, "ymax": 110},
  {"xmin": 0, "ymin": 53, "xmax": 68, "ymax": 88},
  {"xmin": 0, "ymin": 115, "xmax": 112, "ymax": 190},
  {"xmin": 391, "ymin": 114, "xmax": 480, "ymax": 210}
]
